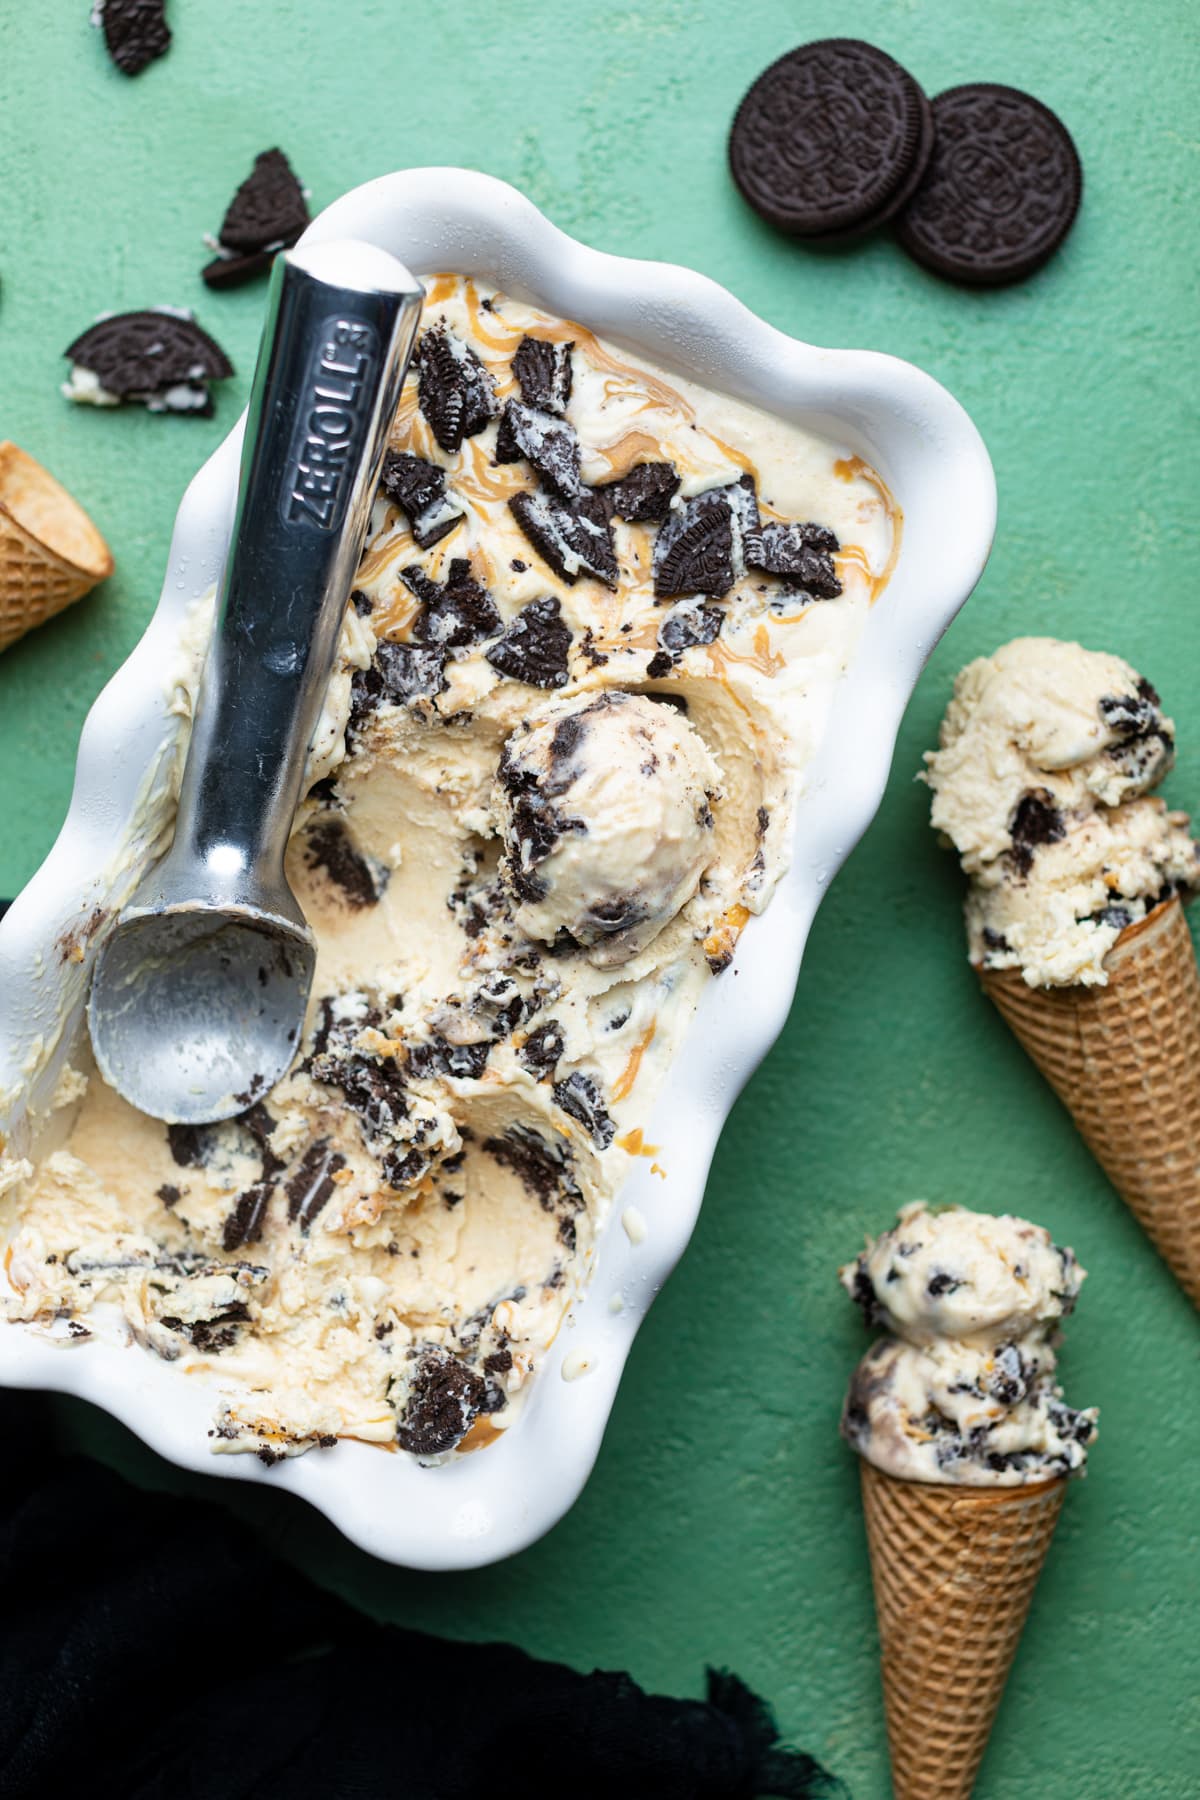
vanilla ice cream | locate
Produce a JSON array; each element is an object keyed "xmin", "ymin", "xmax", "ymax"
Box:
[
  {"xmin": 925, "ymin": 637, "xmax": 1200, "ymax": 986},
  {"xmin": 840, "ymin": 1202, "xmax": 1097, "ymax": 1485},
  {"xmin": 2, "ymin": 275, "xmax": 897, "ymax": 1463},
  {"xmin": 495, "ymin": 690, "xmax": 720, "ymax": 965}
]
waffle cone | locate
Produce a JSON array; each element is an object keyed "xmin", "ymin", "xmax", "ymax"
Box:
[
  {"xmin": 0, "ymin": 441, "xmax": 113, "ymax": 652},
  {"xmin": 860, "ymin": 1460, "xmax": 1065, "ymax": 1799},
  {"xmin": 980, "ymin": 896, "xmax": 1200, "ymax": 1307}
]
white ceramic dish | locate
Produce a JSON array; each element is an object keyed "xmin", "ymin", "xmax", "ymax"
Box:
[{"xmin": 0, "ymin": 169, "xmax": 995, "ymax": 1568}]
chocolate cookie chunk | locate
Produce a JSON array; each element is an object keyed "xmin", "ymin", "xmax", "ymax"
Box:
[
  {"xmin": 202, "ymin": 149, "xmax": 310, "ymax": 290},
  {"xmin": 508, "ymin": 489, "xmax": 618, "ymax": 588},
  {"xmin": 416, "ymin": 326, "xmax": 496, "ymax": 452},
  {"xmin": 495, "ymin": 401, "xmax": 584, "ymax": 499},
  {"xmin": 730, "ymin": 40, "xmax": 932, "ymax": 239},
  {"xmin": 658, "ymin": 597, "xmax": 724, "ymax": 658},
  {"xmin": 653, "ymin": 476, "xmax": 758, "ymax": 599},
  {"xmin": 1008, "ymin": 789, "xmax": 1067, "ymax": 875},
  {"xmin": 897, "ymin": 85, "xmax": 1082, "ymax": 286},
  {"xmin": 750, "ymin": 520, "xmax": 842, "ymax": 598},
  {"xmin": 379, "ymin": 450, "xmax": 464, "ymax": 549},
  {"xmin": 483, "ymin": 1125, "xmax": 579, "ymax": 1208},
  {"xmin": 285, "ymin": 1142, "xmax": 345, "ymax": 1232},
  {"xmin": 597, "ymin": 461, "xmax": 680, "ymax": 522},
  {"xmin": 302, "ymin": 817, "xmax": 387, "ymax": 908},
  {"xmin": 96, "ymin": 0, "xmax": 170, "ymax": 76},
  {"xmin": 403, "ymin": 559, "xmax": 502, "ymax": 651},
  {"xmin": 486, "ymin": 596, "xmax": 573, "ymax": 689},
  {"xmin": 552, "ymin": 1071, "xmax": 615, "ymax": 1149},
  {"xmin": 395, "ymin": 1346, "xmax": 489, "ymax": 1456},
  {"xmin": 349, "ymin": 641, "xmax": 448, "ymax": 732},
  {"xmin": 64, "ymin": 309, "xmax": 233, "ymax": 415},
  {"xmin": 520, "ymin": 1018, "xmax": 566, "ymax": 1080},
  {"xmin": 512, "ymin": 335, "xmax": 574, "ymax": 414}
]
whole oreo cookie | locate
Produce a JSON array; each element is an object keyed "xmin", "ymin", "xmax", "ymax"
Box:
[
  {"xmin": 897, "ymin": 84, "xmax": 1082, "ymax": 286},
  {"xmin": 729, "ymin": 39, "xmax": 933, "ymax": 239}
]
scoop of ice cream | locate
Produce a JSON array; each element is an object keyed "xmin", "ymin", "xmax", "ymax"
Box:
[
  {"xmin": 926, "ymin": 637, "xmax": 1176, "ymax": 867},
  {"xmin": 924, "ymin": 637, "xmax": 1199, "ymax": 985},
  {"xmin": 964, "ymin": 796, "xmax": 1199, "ymax": 987},
  {"xmin": 840, "ymin": 1201, "xmax": 1082, "ymax": 1347},
  {"xmin": 494, "ymin": 690, "xmax": 720, "ymax": 965},
  {"xmin": 839, "ymin": 1203, "xmax": 1096, "ymax": 1486}
]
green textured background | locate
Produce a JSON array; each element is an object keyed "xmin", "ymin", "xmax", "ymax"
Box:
[{"xmin": 1, "ymin": 4, "xmax": 1197, "ymax": 1795}]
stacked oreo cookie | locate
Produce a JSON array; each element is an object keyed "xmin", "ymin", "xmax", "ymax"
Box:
[{"xmin": 729, "ymin": 39, "xmax": 1082, "ymax": 287}]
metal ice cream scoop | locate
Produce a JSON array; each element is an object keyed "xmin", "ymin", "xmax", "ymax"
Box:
[{"xmin": 88, "ymin": 239, "xmax": 424, "ymax": 1124}]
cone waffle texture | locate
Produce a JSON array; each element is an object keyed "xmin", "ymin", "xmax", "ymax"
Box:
[
  {"xmin": 0, "ymin": 441, "xmax": 113, "ymax": 652},
  {"xmin": 860, "ymin": 1460, "xmax": 1065, "ymax": 1800},
  {"xmin": 980, "ymin": 897, "xmax": 1200, "ymax": 1307}
]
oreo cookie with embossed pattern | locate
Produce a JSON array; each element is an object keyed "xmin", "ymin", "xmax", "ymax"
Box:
[
  {"xmin": 729, "ymin": 40, "xmax": 933, "ymax": 240},
  {"xmin": 897, "ymin": 84, "xmax": 1082, "ymax": 286}
]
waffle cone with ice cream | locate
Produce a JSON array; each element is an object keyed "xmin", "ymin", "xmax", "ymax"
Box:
[
  {"xmin": 980, "ymin": 895, "xmax": 1200, "ymax": 1306},
  {"xmin": 925, "ymin": 637, "xmax": 1200, "ymax": 1309},
  {"xmin": 840, "ymin": 1203, "xmax": 1096, "ymax": 1800},
  {"xmin": 0, "ymin": 441, "xmax": 113, "ymax": 651}
]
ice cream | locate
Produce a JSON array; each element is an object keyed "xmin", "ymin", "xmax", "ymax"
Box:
[
  {"xmin": 495, "ymin": 690, "xmax": 720, "ymax": 965},
  {"xmin": 1, "ymin": 274, "xmax": 897, "ymax": 1463},
  {"xmin": 925, "ymin": 636, "xmax": 1200, "ymax": 986},
  {"xmin": 840, "ymin": 1201, "xmax": 1097, "ymax": 1485}
]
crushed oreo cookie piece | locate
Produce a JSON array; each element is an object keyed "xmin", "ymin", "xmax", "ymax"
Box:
[
  {"xmin": 395, "ymin": 1345, "xmax": 489, "ymax": 1456},
  {"xmin": 302, "ymin": 817, "xmax": 387, "ymax": 908},
  {"xmin": 1098, "ymin": 686, "xmax": 1167, "ymax": 743},
  {"xmin": 408, "ymin": 1037, "xmax": 491, "ymax": 1082},
  {"xmin": 285, "ymin": 1142, "xmax": 346, "ymax": 1232},
  {"xmin": 165, "ymin": 1300, "xmax": 251, "ymax": 1356},
  {"xmin": 310, "ymin": 1029, "xmax": 412, "ymax": 1166},
  {"xmin": 552, "ymin": 1071, "xmax": 615, "ymax": 1149},
  {"xmin": 597, "ymin": 461, "xmax": 680, "ymax": 522},
  {"xmin": 402, "ymin": 558, "xmax": 502, "ymax": 651},
  {"xmin": 416, "ymin": 326, "xmax": 496, "ymax": 453},
  {"xmin": 658, "ymin": 597, "xmax": 724, "ymax": 658},
  {"xmin": 155, "ymin": 1183, "xmax": 181, "ymax": 1208},
  {"xmin": 202, "ymin": 149, "xmax": 310, "ymax": 289},
  {"xmin": 166, "ymin": 1122, "xmax": 211, "ymax": 1168},
  {"xmin": 64, "ymin": 309, "xmax": 233, "ymax": 416},
  {"xmin": 1008, "ymin": 790, "xmax": 1067, "ymax": 875},
  {"xmin": 96, "ymin": 0, "xmax": 171, "ymax": 76},
  {"xmin": 509, "ymin": 489, "xmax": 618, "ymax": 588},
  {"xmin": 749, "ymin": 520, "xmax": 843, "ymax": 597},
  {"xmin": 379, "ymin": 450, "xmax": 464, "ymax": 549},
  {"xmin": 482, "ymin": 1126, "xmax": 578, "ymax": 1209},
  {"xmin": 485, "ymin": 595, "xmax": 573, "ymax": 688},
  {"xmin": 222, "ymin": 1180, "xmax": 274, "ymax": 1252},
  {"xmin": 349, "ymin": 640, "xmax": 448, "ymax": 734},
  {"xmin": 494, "ymin": 400, "xmax": 584, "ymax": 498},
  {"xmin": 520, "ymin": 1018, "xmax": 566, "ymax": 1080},
  {"xmin": 1092, "ymin": 903, "xmax": 1135, "ymax": 931},
  {"xmin": 497, "ymin": 732, "xmax": 586, "ymax": 895},
  {"xmin": 653, "ymin": 476, "xmax": 758, "ymax": 599},
  {"xmin": 512, "ymin": 335, "xmax": 573, "ymax": 414},
  {"xmin": 645, "ymin": 651, "xmax": 674, "ymax": 680}
]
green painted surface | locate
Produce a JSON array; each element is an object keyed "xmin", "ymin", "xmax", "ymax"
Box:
[{"xmin": 1, "ymin": 3, "xmax": 1197, "ymax": 1794}]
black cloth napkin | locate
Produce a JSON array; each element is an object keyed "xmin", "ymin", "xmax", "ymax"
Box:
[{"xmin": 0, "ymin": 1395, "xmax": 844, "ymax": 1800}]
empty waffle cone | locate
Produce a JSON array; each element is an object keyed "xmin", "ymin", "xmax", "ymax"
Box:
[
  {"xmin": 860, "ymin": 1460, "xmax": 1065, "ymax": 1800},
  {"xmin": 0, "ymin": 441, "xmax": 113, "ymax": 652},
  {"xmin": 979, "ymin": 896, "xmax": 1200, "ymax": 1307}
]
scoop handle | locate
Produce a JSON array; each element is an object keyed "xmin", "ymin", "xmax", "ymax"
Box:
[{"xmin": 164, "ymin": 240, "xmax": 424, "ymax": 917}]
